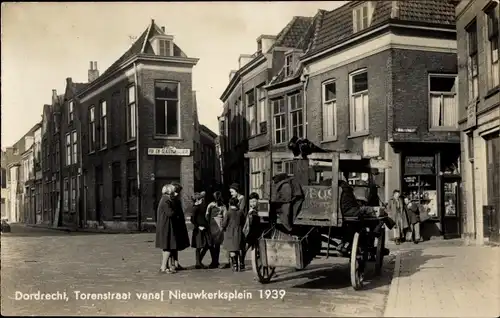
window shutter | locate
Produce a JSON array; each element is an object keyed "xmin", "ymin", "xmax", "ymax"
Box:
[{"xmin": 353, "ymin": 9, "xmax": 358, "ymax": 33}]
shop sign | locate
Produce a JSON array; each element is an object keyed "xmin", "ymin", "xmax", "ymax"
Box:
[
  {"xmin": 404, "ymin": 156, "xmax": 435, "ymax": 175},
  {"xmin": 147, "ymin": 147, "xmax": 191, "ymax": 156},
  {"xmin": 363, "ymin": 137, "xmax": 380, "ymax": 158},
  {"xmin": 395, "ymin": 127, "xmax": 417, "ymax": 133}
]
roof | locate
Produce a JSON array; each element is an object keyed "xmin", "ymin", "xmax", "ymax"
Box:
[
  {"xmin": 73, "ymin": 83, "xmax": 88, "ymax": 94},
  {"xmin": 79, "ymin": 19, "xmax": 189, "ymax": 96},
  {"xmin": 200, "ymin": 125, "xmax": 218, "ymax": 139},
  {"xmin": 305, "ymin": 0, "xmax": 456, "ymax": 58}
]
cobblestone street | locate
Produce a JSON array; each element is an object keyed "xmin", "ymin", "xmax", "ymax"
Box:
[{"xmin": 1, "ymin": 225, "xmax": 394, "ymax": 316}]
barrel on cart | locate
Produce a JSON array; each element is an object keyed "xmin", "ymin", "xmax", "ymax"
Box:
[{"xmin": 245, "ymin": 151, "xmax": 390, "ymax": 290}]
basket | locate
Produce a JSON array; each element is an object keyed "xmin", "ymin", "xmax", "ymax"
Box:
[{"xmin": 259, "ymin": 235, "xmax": 306, "ymax": 269}]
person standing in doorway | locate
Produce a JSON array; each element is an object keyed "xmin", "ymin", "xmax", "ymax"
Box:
[
  {"xmin": 388, "ymin": 189, "xmax": 408, "ymax": 245},
  {"xmin": 404, "ymin": 196, "xmax": 421, "ymax": 244},
  {"xmin": 206, "ymin": 191, "xmax": 226, "ymax": 269}
]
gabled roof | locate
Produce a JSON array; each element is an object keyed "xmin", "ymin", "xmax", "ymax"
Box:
[
  {"xmin": 78, "ymin": 19, "xmax": 189, "ymax": 96},
  {"xmin": 305, "ymin": 0, "xmax": 456, "ymax": 58}
]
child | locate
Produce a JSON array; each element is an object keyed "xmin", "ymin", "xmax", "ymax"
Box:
[
  {"xmin": 243, "ymin": 192, "xmax": 261, "ymax": 252},
  {"xmin": 190, "ymin": 192, "xmax": 210, "ymax": 269},
  {"xmin": 222, "ymin": 197, "xmax": 243, "ymax": 272}
]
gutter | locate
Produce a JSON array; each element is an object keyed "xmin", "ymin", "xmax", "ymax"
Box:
[
  {"xmin": 133, "ymin": 62, "xmax": 142, "ymax": 231},
  {"xmin": 302, "ymin": 68, "xmax": 309, "ymax": 139}
]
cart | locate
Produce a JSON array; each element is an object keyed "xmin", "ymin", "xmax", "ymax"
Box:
[{"xmin": 244, "ymin": 151, "xmax": 390, "ymax": 290}]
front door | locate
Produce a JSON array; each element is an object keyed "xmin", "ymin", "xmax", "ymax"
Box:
[
  {"xmin": 486, "ymin": 133, "xmax": 500, "ymax": 243},
  {"xmin": 442, "ymin": 179, "xmax": 461, "ymax": 239}
]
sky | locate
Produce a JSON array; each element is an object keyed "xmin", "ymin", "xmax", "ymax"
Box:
[{"xmin": 1, "ymin": 1, "xmax": 347, "ymax": 148}]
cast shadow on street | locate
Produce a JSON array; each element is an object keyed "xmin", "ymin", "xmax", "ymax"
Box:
[{"xmin": 394, "ymin": 249, "xmax": 449, "ymax": 278}]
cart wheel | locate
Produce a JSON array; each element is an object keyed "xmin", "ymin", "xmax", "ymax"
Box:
[
  {"xmin": 251, "ymin": 245, "xmax": 276, "ymax": 284},
  {"xmin": 350, "ymin": 232, "xmax": 365, "ymax": 290},
  {"xmin": 375, "ymin": 229, "xmax": 385, "ymax": 276}
]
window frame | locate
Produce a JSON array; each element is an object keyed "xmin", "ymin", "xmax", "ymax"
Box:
[
  {"xmin": 246, "ymin": 89, "xmax": 257, "ymax": 136},
  {"xmin": 284, "ymin": 54, "xmax": 293, "ymax": 77},
  {"xmin": 68, "ymin": 100, "xmax": 74, "ymax": 124},
  {"xmin": 348, "ymin": 69, "xmax": 369, "ymax": 135},
  {"xmin": 71, "ymin": 177, "xmax": 76, "ymax": 213},
  {"xmin": 127, "ymin": 160, "xmax": 138, "ymax": 216},
  {"xmin": 272, "ymin": 98, "xmax": 286, "ymax": 145},
  {"xmin": 99, "ymin": 100, "xmax": 107, "ymax": 148},
  {"xmin": 89, "ymin": 106, "xmax": 96, "ymax": 153},
  {"xmin": 352, "ymin": 2, "xmax": 373, "ymax": 33},
  {"xmin": 72, "ymin": 130, "xmax": 78, "ymax": 164},
  {"xmin": 250, "ymin": 157, "xmax": 265, "ymax": 198},
  {"xmin": 485, "ymin": 3, "xmax": 499, "ymax": 89},
  {"xmin": 288, "ymin": 92, "xmax": 304, "ymax": 139},
  {"xmin": 65, "ymin": 133, "xmax": 71, "ymax": 166},
  {"xmin": 322, "ymin": 79, "xmax": 338, "ymax": 141},
  {"xmin": 63, "ymin": 178, "xmax": 69, "ymax": 213},
  {"xmin": 466, "ymin": 21, "xmax": 479, "ymax": 101},
  {"xmin": 428, "ymin": 74, "xmax": 459, "ymax": 130},
  {"xmin": 127, "ymin": 85, "xmax": 137, "ymax": 140},
  {"xmin": 158, "ymin": 39, "xmax": 172, "ymax": 57},
  {"xmin": 257, "ymin": 85, "xmax": 267, "ymax": 134},
  {"xmin": 154, "ymin": 81, "xmax": 181, "ymax": 138}
]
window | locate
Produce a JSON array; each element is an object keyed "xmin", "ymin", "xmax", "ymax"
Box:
[
  {"xmin": 272, "ymin": 98, "xmax": 286, "ymax": 144},
  {"xmin": 68, "ymin": 101, "xmax": 74, "ymax": 123},
  {"xmin": 429, "ymin": 75, "xmax": 458, "ymax": 129},
  {"xmin": 467, "ymin": 133, "xmax": 474, "ymax": 161},
  {"xmin": 274, "ymin": 161, "xmax": 293, "ymax": 175},
  {"xmin": 284, "ymin": 54, "xmax": 293, "ymax": 77},
  {"xmin": 353, "ymin": 2, "xmax": 373, "ymax": 32},
  {"xmin": 486, "ymin": 4, "xmax": 499, "ymax": 88},
  {"xmin": 63, "ymin": 178, "xmax": 69, "ymax": 212},
  {"xmin": 72, "ymin": 130, "xmax": 78, "ymax": 164},
  {"xmin": 288, "ymin": 92, "xmax": 303, "ymax": 138},
  {"xmin": 158, "ymin": 39, "xmax": 171, "ymax": 56},
  {"xmin": 322, "ymin": 80, "xmax": 337, "ymax": 140},
  {"xmin": 127, "ymin": 160, "xmax": 137, "ymax": 216},
  {"xmin": 100, "ymin": 100, "xmax": 107, "ymax": 148},
  {"xmin": 257, "ymin": 86, "xmax": 267, "ymax": 134},
  {"xmin": 467, "ymin": 22, "xmax": 479, "ymax": 101},
  {"xmin": 112, "ymin": 162, "xmax": 122, "ymax": 216},
  {"xmin": 127, "ymin": 85, "xmax": 136, "ymax": 139},
  {"xmin": 349, "ymin": 70, "xmax": 369, "ymax": 134},
  {"xmin": 246, "ymin": 89, "xmax": 257, "ymax": 136},
  {"xmin": 89, "ymin": 106, "xmax": 96, "ymax": 152},
  {"xmin": 155, "ymin": 82, "xmax": 180, "ymax": 137},
  {"xmin": 65, "ymin": 133, "xmax": 71, "ymax": 166},
  {"xmin": 250, "ymin": 158, "xmax": 265, "ymax": 198},
  {"xmin": 71, "ymin": 177, "xmax": 76, "ymax": 212},
  {"xmin": 55, "ymin": 141, "xmax": 60, "ymax": 168}
]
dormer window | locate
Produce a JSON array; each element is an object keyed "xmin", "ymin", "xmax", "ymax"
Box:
[
  {"xmin": 284, "ymin": 54, "xmax": 294, "ymax": 77},
  {"xmin": 159, "ymin": 39, "xmax": 171, "ymax": 56},
  {"xmin": 68, "ymin": 100, "xmax": 74, "ymax": 123},
  {"xmin": 353, "ymin": 2, "xmax": 374, "ymax": 33}
]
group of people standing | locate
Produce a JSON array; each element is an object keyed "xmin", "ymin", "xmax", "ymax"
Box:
[
  {"xmin": 388, "ymin": 189, "xmax": 422, "ymax": 244},
  {"xmin": 155, "ymin": 182, "xmax": 261, "ymax": 274}
]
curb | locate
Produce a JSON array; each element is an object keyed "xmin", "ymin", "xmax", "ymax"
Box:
[{"xmin": 383, "ymin": 252, "xmax": 401, "ymax": 317}]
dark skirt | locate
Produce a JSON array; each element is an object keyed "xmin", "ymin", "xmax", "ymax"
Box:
[
  {"xmin": 209, "ymin": 217, "xmax": 224, "ymax": 245},
  {"xmin": 191, "ymin": 228, "xmax": 212, "ymax": 248},
  {"xmin": 155, "ymin": 216, "xmax": 177, "ymax": 250}
]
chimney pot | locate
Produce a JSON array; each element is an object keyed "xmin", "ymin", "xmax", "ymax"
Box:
[
  {"xmin": 89, "ymin": 61, "xmax": 93, "ymax": 70},
  {"xmin": 161, "ymin": 26, "xmax": 165, "ymax": 32},
  {"xmin": 94, "ymin": 61, "xmax": 97, "ymax": 69}
]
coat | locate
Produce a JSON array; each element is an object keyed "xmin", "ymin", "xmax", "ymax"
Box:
[
  {"xmin": 206, "ymin": 202, "xmax": 226, "ymax": 245},
  {"xmin": 388, "ymin": 198, "xmax": 409, "ymax": 230},
  {"xmin": 243, "ymin": 208, "xmax": 261, "ymax": 246},
  {"xmin": 405, "ymin": 202, "xmax": 420, "ymax": 225},
  {"xmin": 190, "ymin": 202, "xmax": 211, "ymax": 248},
  {"xmin": 222, "ymin": 206, "xmax": 244, "ymax": 252},
  {"xmin": 155, "ymin": 195, "xmax": 190, "ymax": 251}
]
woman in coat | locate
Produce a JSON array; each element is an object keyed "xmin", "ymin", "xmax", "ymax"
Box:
[
  {"xmin": 206, "ymin": 191, "xmax": 227, "ymax": 268},
  {"xmin": 169, "ymin": 182, "xmax": 190, "ymax": 270},
  {"xmin": 155, "ymin": 184, "xmax": 179, "ymax": 273},
  {"xmin": 222, "ymin": 197, "xmax": 244, "ymax": 272},
  {"xmin": 403, "ymin": 196, "xmax": 421, "ymax": 244},
  {"xmin": 190, "ymin": 192, "xmax": 210, "ymax": 269},
  {"xmin": 387, "ymin": 189, "xmax": 409, "ymax": 244}
]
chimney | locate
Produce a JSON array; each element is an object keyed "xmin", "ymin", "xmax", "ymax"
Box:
[
  {"xmin": 257, "ymin": 35, "xmax": 277, "ymax": 54},
  {"xmin": 52, "ymin": 89, "xmax": 57, "ymax": 104},
  {"xmin": 88, "ymin": 61, "xmax": 99, "ymax": 83},
  {"xmin": 161, "ymin": 26, "xmax": 165, "ymax": 33},
  {"xmin": 229, "ymin": 70, "xmax": 237, "ymax": 80},
  {"xmin": 238, "ymin": 54, "xmax": 254, "ymax": 69}
]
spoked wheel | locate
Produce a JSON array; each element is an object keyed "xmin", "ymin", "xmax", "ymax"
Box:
[
  {"xmin": 251, "ymin": 244, "xmax": 276, "ymax": 284},
  {"xmin": 350, "ymin": 231, "xmax": 366, "ymax": 290},
  {"xmin": 375, "ymin": 228, "xmax": 385, "ymax": 276}
]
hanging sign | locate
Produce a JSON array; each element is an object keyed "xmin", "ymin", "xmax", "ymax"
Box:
[{"xmin": 147, "ymin": 147, "xmax": 191, "ymax": 156}]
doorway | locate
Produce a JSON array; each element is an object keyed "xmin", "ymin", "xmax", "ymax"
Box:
[
  {"xmin": 95, "ymin": 166, "xmax": 103, "ymax": 224},
  {"xmin": 485, "ymin": 132, "xmax": 500, "ymax": 243},
  {"xmin": 442, "ymin": 179, "xmax": 461, "ymax": 239}
]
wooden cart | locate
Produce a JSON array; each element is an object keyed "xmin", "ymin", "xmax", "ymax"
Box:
[{"xmin": 245, "ymin": 151, "xmax": 390, "ymax": 290}]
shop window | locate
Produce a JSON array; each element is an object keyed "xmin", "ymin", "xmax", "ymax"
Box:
[
  {"xmin": 441, "ymin": 150, "xmax": 460, "ymax": 175},
  {"xmin": 402, "ymin": 156, "xmax": 438, "ymax": 219},
  {"xmin": 127, "ymin": 160, "xmax": 138, "ymax": 216}
]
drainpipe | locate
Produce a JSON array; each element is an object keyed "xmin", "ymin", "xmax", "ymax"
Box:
[
  {"xmin": 133, "ymin": 62, "xmax": 141, "ymax": 231},
  {"xmin": 78, "ymin": 100, "xmax": 85, "ymax": 228},
  {"xmin": 301, "ymin": 68, "xmax": 310, "ymax": 139}
]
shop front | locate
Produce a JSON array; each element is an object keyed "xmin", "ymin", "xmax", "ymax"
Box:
[{"xmin": 399, "ymin": 144, "xmax": 461, "ymax": 239}]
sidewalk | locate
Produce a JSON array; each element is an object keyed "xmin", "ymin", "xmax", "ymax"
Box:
[{"xmin": 384, "ymin": 242, "xmax": 500, "ymax": 317}]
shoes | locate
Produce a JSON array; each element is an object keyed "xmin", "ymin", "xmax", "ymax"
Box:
[
  {"xmin": 219, "ymin": 263, "xmax": 230, "ymax": 269},
  {"xmin": 195, "ymin": 264, "xmax": 207, "ymax": 269},
  {"xmin": 174, "ymin": 265, "xmax": 185, "ymax": 271},
  {"xmin": 208, "ymin": 263, "xmax": 219, "ymax": 269}
]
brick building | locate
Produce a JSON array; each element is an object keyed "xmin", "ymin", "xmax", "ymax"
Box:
[
  {"xmin": 198, "ymin": 124, "xmax": 220, "ymax": 195},
  {"xmin": 455, "ymin": 0, "xmax": 499, "ymax": 244},
  {"xmin": 219, "ymin": 14, "xmax": 321, "ymax": 199},
  {"xmin": 70, "ymin": 19, "xmax": 199, "ymax": 230}
]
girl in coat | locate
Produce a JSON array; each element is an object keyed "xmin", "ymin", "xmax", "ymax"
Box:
[
  {"xmin": 222, "ymin": 197, "xmax": 244, "ymax": 272},
  {"xmin": 169, "ymin": 182, "xmax": 190, "ymax": 270},
  {"xmin": 155, "ymin": 184, "xmax": 180, "ymax": 273},
  {"xmin": 190, "ymin": 192, "xmax": 210, "ymax": 269},
  {"xmin": 206, "ymin": 191, "xmax": 227, "ymax": 268},
  {"xmin": 243, "ymin": 192, "xmax": 262, "ymax": 251}
]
